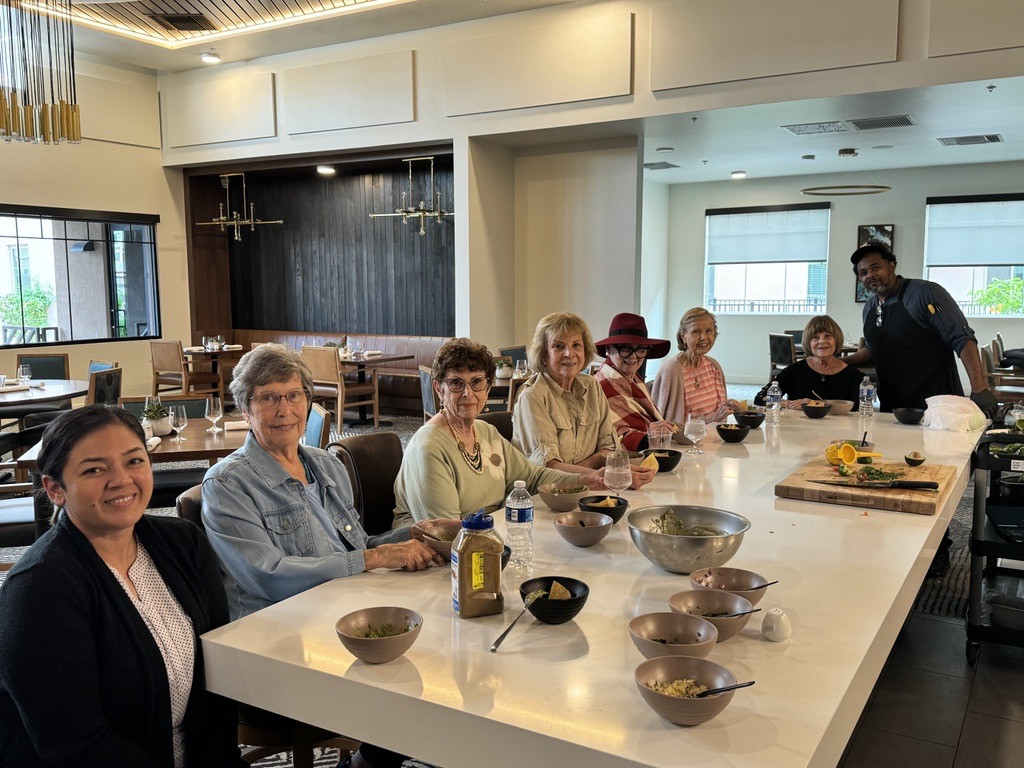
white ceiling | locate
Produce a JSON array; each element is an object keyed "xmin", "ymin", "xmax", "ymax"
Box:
[{"xmin": 70, "ymin": 0, "xmax": 1024, "ymax": 184}]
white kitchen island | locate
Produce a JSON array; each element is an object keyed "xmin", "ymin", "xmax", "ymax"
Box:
[{"xmin": 201, "ymin": 412, "xmax": 981, "ymax": 768}]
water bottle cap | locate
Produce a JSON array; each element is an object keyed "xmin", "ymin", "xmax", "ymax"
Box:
[
  {"xmin": 513, "ymin": 480, "xmax": 526, "ymax": 488},
  {"xmin": 461, "ymin": 510, "xmax": 494, "ymax": 530}
]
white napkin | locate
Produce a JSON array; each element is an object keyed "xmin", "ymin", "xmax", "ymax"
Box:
[
  {"xmin": 0, "ymin": 385, "xmax": 29, "ymax": 393},
  {"xmin": 224, "ymin": 421, "xmax": 249, "ymax": 431},
  {"xmin": 222, "ymin": 344, "xmax": 243, "ymax": 351},
  {"xmin": 364, "ymin": 350, "xmax": 382, "ymax": 356},
  {"xmin": 30, "ymin": 381, "xmax": 45, "ymax": 389},
  {"xmin": 183, "ymin": 346, "xmax": 205, "ymax": 353},
  {"xmin": 146, "ymin": 437, "xmax": 162, "ymax": 452}
]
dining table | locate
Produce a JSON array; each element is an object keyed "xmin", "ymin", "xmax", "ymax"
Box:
[
  {"xmin": 16, "ymin": 420, "xmax": 248, "ymax": 539},
  {"xmin": 338, "ymin": 352, "xmax": 413, "ymax": 426},
  {"xmin": 200, "ymin": 411, "xmax": 980, "ymax": 768},
  {"xmin": 0, "ymin": 378, "xmax": 90, "ymax": 405},
  {"xmin": 183, "ymin": 346, "xmax": 244, "ymax": 376}
]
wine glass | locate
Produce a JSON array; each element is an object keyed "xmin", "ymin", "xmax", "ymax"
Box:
[
  {"xmin": 17, "ymin": 364, "xmax": 31, "ymax": 386},
  {"xmin": 683, "ymin": 414, "xmax": 706, "ymax": 455},
  {"xmin": 513, "ymin": 360, "xmax": 528, "ymax": 379},
  {"xmin": 169, "ymin": 405, "xmax": 188, "ymax": 443},
  {"xmin": 205, "ymin": 397, "xmax": 223, "ymax": 433},
  {"xmin": 604, "ymin": 449, "xmax": 632, "ymax": 496}
]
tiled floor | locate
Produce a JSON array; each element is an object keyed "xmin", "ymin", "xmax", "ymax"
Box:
[{"xmin": 839, "ymin": 612, "xmax": 1024, "ymax": 768}]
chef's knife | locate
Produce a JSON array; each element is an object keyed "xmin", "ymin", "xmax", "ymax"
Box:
[{"xmin": 811, "ymin": 479, "xmax": 939, "ymax": 490}]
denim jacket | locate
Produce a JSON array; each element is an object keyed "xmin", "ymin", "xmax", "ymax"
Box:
[{"xmin": 201, "ymin": 432, "xmax": 410, "ymax": 619}]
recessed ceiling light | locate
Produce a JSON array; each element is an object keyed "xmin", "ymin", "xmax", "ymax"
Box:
[
  {"xmin": 316, "ymin": 165, "xmax": 336, "ymax": 176},
  {"xmin": 802, "ymin": 154, "xmax": 816, "ymax": 161},
  {"xmin": 872, "ymin": 145, "xmax": 894, "ymax": 150},
  {"xmin": 730, "ymin": 170, "xmax": 747, "ymax": 179},
  {"xmin": 201, "ymin": 48, "xmax": 221, "ymax": 64},
  {"xmin": 656, "ymin": 146, "xmax": 674, "ymax": 153}
]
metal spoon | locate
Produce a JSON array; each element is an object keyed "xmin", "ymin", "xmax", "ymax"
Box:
[
  {"xmin": 748, "ymin": 580, "xmax": 779, "ymax": 591},
  {"xmin": 696, "ymin": 680, "xmax": 755, "ymax": 698},
  {"xmin": 490, "ymin": 590, "xmax": 545, "ymax": 652}
]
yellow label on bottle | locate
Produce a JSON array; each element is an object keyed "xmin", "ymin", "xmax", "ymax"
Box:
[{"xmin": 472, "ymin": 551, "xmax": 484, "ymax": 590}]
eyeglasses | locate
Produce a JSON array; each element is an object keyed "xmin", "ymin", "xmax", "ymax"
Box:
[
  {"xmin": 249, "ymin": 389, "xmax": 308, "ymax": 410},
  {"xmin": 615, "ymin": 345, "xmax": 651, "ymax": 359},
  {"xmin": 876, "ymin": 304, "xmax": 883, "ymax": 328},
  {"xmin": 444, "ymin": 376, "xmax": 489, "ymax": 393}
]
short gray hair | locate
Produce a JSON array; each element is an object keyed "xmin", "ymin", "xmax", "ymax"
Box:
[{"xmin": 229, "ymin": 343, "xmax": 314, "ymax": 414}]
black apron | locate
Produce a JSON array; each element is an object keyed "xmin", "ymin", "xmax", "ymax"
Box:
[{"xmin": 864, "ymin": 278, "xmax": 963, "ymax": 412}]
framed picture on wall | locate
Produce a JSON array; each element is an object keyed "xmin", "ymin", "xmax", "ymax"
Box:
[{"xmin": 854, "ymin": 224, "xmax": 895, "ymax": 303}]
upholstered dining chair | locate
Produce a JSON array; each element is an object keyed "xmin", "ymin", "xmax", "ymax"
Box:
[
  {"xmin": 418, "ymin": 365, "xmax": 440, "ymax": 421},
  {"xmin": 0, "ymin": 352, "xmax": 74, "ymax": 428},
  {"xmin": 88, "ymin": 359, "xmax": 119, "ymax": 374},
  {"xmin": 768, "ymin": 333, "xmax": 797, "ymax": 380},
  {"xmin": 304, "ymin": 402, "xmax": 332, "ymax": 449},
  {"xmin": 24, "ymin": 368, "xmax": 123, "ymax": 427},
  {"xmin": 302, "ymin": 345, "xmax": 379, "ymax": 428},
  {"xmin": 981, "ymin": 346, "xmax": 1024, "ymax": 403},
  {"xmin": 174, "ymin": 485, "xmax": 361, "ymax": 768},
  {"xmin": 150, "ymin": 340, "xmax": 222, "ymax": 399},
  {"xmin": 477, "ymin": 410, "xmax": 513, "ymax": 442},
  {"xmin": 328, "ymin": 431, "xmax": 403, "ymax": 536},
  {"xmin": 0, "ymin": 425, "xmax": 48, "ymax": 546}
]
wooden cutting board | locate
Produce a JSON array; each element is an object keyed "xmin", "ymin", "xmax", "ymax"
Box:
[{"xmin": 774, "ymin": 460, "xmax": 958, "ymax": 516}]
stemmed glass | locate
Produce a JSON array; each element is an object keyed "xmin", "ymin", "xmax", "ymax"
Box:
[
  {"xmin": 169, "ymin": 405, "xmax": 188, "ymax": 443},
  {"xmin": 513, "ymin": 360, "xmax": 528, "ymax": 379},
  {"xmin": 683, "ymin": 414, "xmax": 707, "ymax": 455},
  {"xmin": 205, "ymin": 397, "xmax": 223, "ymax": 433},
  {"xmin": 604, "ymin": 449, "xmax": 632, "ymax": 496}
]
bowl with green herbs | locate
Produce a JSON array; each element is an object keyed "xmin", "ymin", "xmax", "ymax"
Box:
[
  {"xmin": 335, "ymin": 607, "xmax": 423, "ymax": 664},
  {"xmin": 626, "ymin": 506, "xmax": 750, "ymax": 574}
]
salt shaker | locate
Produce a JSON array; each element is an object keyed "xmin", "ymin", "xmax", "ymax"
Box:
[{"xmin": 761, "ymin": 607, "xmax": 792, "ymax": 642}]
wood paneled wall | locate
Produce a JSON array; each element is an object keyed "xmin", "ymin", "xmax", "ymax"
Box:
[{"xmin": 186, "ymin": 157, "xmax": 455, "ymax": 338}]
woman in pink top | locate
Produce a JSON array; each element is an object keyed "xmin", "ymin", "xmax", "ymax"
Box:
[{"xmin": 651, "ymin": 307, "xmax": 740, "ymax": 424}]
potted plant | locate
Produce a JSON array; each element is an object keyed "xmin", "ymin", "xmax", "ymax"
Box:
[
  {"xmin": 141, "ymin": 401, "xmax": 172, "ymax": 436},
  {"xmin": 495, "ymin": 357, "xmax": 513, "ymax": 380}
]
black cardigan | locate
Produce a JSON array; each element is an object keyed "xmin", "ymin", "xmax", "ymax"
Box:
[
  {"xmin": 0, "ymin": 514, "xmax": 245, "ymax": 768},
  {"xmin": 754, "ymin": 359, "xmax": 863, "ymax": 407}
]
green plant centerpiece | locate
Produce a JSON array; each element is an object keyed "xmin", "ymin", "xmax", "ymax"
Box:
[
  {"xmin": 495, "ymin": 356, "xmax": 513, "ymax": 379},
  {"xmin": 141, "ymin": 401, "xmax": 172, "ymax": 437}
]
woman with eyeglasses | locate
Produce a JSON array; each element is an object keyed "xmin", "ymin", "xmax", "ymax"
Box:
[
  {"xmin": 753, "ymin": 315, "xmax": 862, "ymax": 409},
  {"xmin": 511, "ymin": 313, "xmax": 655, "ymax": 488},
  {"xmin": 392, "ymin": 338, "xmax": 604, "ymax": 526},
  {"xmin": 593, "ymin": 313, "xmax": 676, "ymax": 451},
  {"xmin": 651, "ymin": 307, "xmax": 741, "ymax": 424}
]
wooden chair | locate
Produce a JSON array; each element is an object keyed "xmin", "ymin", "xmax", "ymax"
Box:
[
  {"xmin": 174, "ymin": 485, "xmax": 361, "ymax": 768},
  {"xmin": 150, "ymin": 340, "xmax": 222, "ymax": 399},
  {"xmin": 302, "ymin": 345, "xmax": 379, "ymax": 428},
  {"xmin": 980, "ymin": 346, "xmax": 1024, "ymax": 403},
  {"xmin": 328, "ymin": 432, "xmax": 403, "ymax": 535},
  {"xmin": 499, "ymin": 345, "xmax": 527, "ymax": 364},
  {"xmin": 505, "ymin": 375, "xmax": 530, "ymax": 411},
  {"xmin": 477, "ymin": 410, "xmax": 513, "ymax": 442},
  {"xmin": 419, "ymin": 365, "xmax": 440, "ymax": 421},
  {"xmin": 0, "ymin": 352, "xmax": 73, "ymax": 427},
  {"xmin": 304, "ymin": 403, "xmax": 332, "ymax": 449},
  {"xmin": 88, "ymin": 359, "xmax": 119, "ymax": 374},
  {"xmin": 769, "ymin": 333, "xmax": 797, "ymax": 379},
  {"xmin": 989, "ymin": 339, "xmax": 1024, "ymax": 382}
]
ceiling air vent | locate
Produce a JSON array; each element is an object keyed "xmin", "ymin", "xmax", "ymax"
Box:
[
  {"xmin": 937, "ymin": 134, "xmax": 1003, "ymax": 146},
  {"xmin": 149, "ymin": 14, "xmax": 217, "ymax": 32},
  {"xmin": 848, "ymin": 114, "xmax": 915, "ymax": 131},
  {"xmin": 643, "ymin": 161, "xmax": 679, "ymax": 171},
  {"xmin": 781, "ymin": 121, "xmax": 846, "ymax": 136}
]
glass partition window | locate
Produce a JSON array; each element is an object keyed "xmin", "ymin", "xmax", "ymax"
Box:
[
  {"xmin": 925, "ymin": 195, "xmax": 1024, "ymax": 317},
  {"xmin": 0, "ymin": 207, "xmax": 160, "ymax": 347},
  {"xmin": 704, "ymin": 203, "xmax": 830, "ymax": 315}
]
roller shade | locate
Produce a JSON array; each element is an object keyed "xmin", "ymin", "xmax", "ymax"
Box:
[
  {"xmin": 706, "ymin": 206, "xmax": 830, "ymax": 265},
  {"xmin": 926, "ymin": 199, "xmax": 1024, "ymax": 267}
]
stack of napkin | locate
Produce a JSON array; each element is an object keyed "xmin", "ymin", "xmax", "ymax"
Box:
[
  {"xmin": 183, "ymin": 346, "xmax": 206, "ymax": 353},
  {"xmin": 222, "ymin": 344, "xmax": 244, "ymax": 351},
  {"xmin": 224, "ymin": 421, "xmax": 249, "ymax": 431}
]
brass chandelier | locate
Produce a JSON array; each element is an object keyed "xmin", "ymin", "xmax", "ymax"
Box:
[{"xmin": 0, "ymin": 0, "xmax": 81, "ymax": 144}]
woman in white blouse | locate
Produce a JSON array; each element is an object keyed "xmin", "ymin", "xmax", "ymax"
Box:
[{"xmin": 0, "ymin": 405, "xmax": 244, "ymax": 768}]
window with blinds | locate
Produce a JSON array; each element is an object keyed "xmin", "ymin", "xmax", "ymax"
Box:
[
  {"xmin": 704, "ymin": 203, "xmax": 830, "ymax": 314},
  {"xmin": 925, "ymin": 195, "xmax": 1024, "ymax": 316}
]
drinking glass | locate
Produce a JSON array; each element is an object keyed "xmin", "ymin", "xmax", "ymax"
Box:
[
  {"xmin": 205, "ymin": 397, "xmax": 223, "ymax": 433},
  {"xmin": 17, "ymin": 364, "xmax": 31, "ymax": 385},
  {"xmin": 513, "ymin": 360, "xmax": 528, "ymax": 379},
  {"xmin": 0, "ymin": 374, "xmax": 7, "ymax": 388},
  {"xmin": 144, "ymin": 395, "xmax": 161, "ymax": 412},
  {"xmin": 604, "ymin": 449, "xmax": 632, "ymax": 496},
  {"xmin": 648, "ymin": 424, "xmax": 672, "ymax": 451},
  {"xmin": 169, "ymin": 405, "xmax": 188, "ymax": 443},
  {"xmin": 683, "ymin": 414, "xmax": 706, "ymax": 455}
]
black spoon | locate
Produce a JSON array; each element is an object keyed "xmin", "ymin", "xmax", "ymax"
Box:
[
  {"xmin": 696, "ymin": 680, "xmax": 755, "ymax": 698},
  {"xmin": 748, "ymin": 580, "xmax": 779, "ymax": 591}
]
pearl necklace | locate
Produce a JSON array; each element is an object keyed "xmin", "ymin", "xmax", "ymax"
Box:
[{"xmin": 443, "ymin": 409, "xmax": 483, "ymax": 474}]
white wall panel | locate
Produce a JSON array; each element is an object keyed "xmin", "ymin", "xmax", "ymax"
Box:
[
  {"xmin": 79, "ymin": 75, "xmax": 160, "ymax": 148},
  {"xmin": 442, "ymin": 11, "xmax": 632, "ymax": 117},
  {"xmin": 280, "ymin": 50, "xmax": 414, "ymax": 135},
  {"xmin": 163, "ymin": 72, "xmax": 276, "ymax": 148},
  {"xmin": 928, "ymin": 0, "xmax": 1024, "ymax": 57},
  {"xmin": 650, "ymin": 0, "xmax": 898, "ymax": 91}
]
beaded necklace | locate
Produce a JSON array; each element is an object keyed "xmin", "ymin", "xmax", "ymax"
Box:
[{"xmin": 442, "ymin": 409, "xmax": 483, "ymax": 474}]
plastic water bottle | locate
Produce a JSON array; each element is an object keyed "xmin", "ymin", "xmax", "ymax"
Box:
[
  {"xmin": 859, "ymin": 376, "xmax": 875, "ymax": 419},
  {"xmin": 505, "ymin": 480, "xmax": 534, "ymax": 570},
  {"xmin": 765, "ymin": 381, "xmax": 782, "ymax": 428}
]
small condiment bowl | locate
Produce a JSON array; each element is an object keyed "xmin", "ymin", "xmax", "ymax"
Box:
[
  {"xmin": 668, "ymin": 589, "xmax": 754, "ymax": 641},
  {"xmin": 335, "ymin": 607, "xmax": 422, "ymax": 664},
  {"xmin": 716, "ymin": 423, "xmax": 750, "ymax": 443},
  {"xmin": 519, "ymin": 576, "xmax": 589, "ymax": 625},
  {"xmin": 629, "ymin": 611, "xmax": 718, "ymax": 659},
  {"xmin": 634, "ymin": 656, "xmax": 738, "ymax": 726},
  {"xmin": 640, "ymin": 448, "xmax": 683, "ymax": 472},
  {"xmin": 893, "ymin": 407, "xmax": 925, "ymax": 425},
  {"xmin": 553, "ymin": 511, "xmax": 613, "ymax": 547},
  {"xmin": 418, "ymin": 519, "xmax": 463, "ymax": 562},
  {"xmin": 801, "ymin": 402, "xmax": 832, "ymax": 419},
  {"xmin": 538, "ymin": 482, "xmax": 591, "ymax": 512},
  {"xmin": 826, "ymin": 399, "xmax": 855, "ymax": 415},
  {"xmin": 734, "ymin": 410, "xmax": 765, "ymax": 429},
  {"xmin": 578, "ymin": 495, "xmax": 628, "ymax": 523},
  {"xmin": 690, "ymin": 566, "xmax": 771, "ymax": 606}
]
